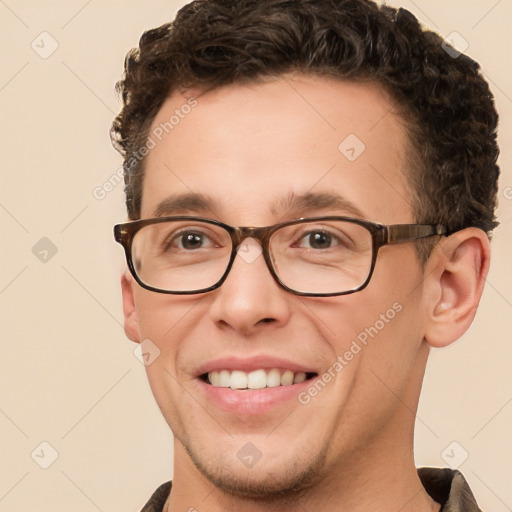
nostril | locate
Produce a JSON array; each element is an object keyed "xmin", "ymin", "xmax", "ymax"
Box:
[{"xmin": 260, "ymin": 318, "xmax": 275, "ymax": 323}]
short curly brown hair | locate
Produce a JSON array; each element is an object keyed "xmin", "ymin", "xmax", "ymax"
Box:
[{"xmin": 111, "ymin": 0, "xmax": 500, "ymax": 260}]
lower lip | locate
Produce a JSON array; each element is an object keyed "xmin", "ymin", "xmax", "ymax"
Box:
[{"xmin": 198, "ymin": 378, "xmax": 314, "ymax": 414}]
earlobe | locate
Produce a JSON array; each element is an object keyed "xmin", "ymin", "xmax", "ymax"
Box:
[
  {"xmin": 424, "ymin": 228, "xmax": 490, "ymax": 348},
  {"xmin": 121, "ymin": 271, "xmax": 141, "ymax": 343}
]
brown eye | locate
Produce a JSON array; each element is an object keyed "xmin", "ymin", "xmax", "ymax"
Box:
[
  {"xmin": 178, "ymin": 232, "xmax": 208, "ymax": 250},
  {"xmin": 304, "ymin": 231, "xmax": 333, "ymax": 249}
]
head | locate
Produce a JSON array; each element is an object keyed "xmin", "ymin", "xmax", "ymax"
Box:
[{"xmin": 112, "ymin": 0, "xmax": 499, "ymax": 502}]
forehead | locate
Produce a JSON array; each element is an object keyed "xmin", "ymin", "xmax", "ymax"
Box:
[{"xmin": 141, "ymin": 74, "xmax": 414, "ymax": 225}]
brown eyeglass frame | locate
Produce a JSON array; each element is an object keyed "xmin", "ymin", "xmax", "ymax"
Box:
[{"xmin": 114, "ymin": 216, "xmax": 447, "ymax": 297}]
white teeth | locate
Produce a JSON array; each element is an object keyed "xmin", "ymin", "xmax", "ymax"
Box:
[
  {"xmin": 266, "ymin": 368, "xmax": 281, "ymax": 387},
  {"xmin": 229, "ymin": 370, "xmax": 248, "ymax": 389},
  {"xmin": 219, "ymin": 369, "xmax": 230, "ymax": 387},
  {"xmin": 293, "ymin": 371, "xmax": 306, "ymax": 384},
  {"xmin": 207, "ymin": 368, "xmax": 311, "ymax": 389},
  {"xmin": 210, "ymin": 371, "xmax": 220, "ymax": 386},
  {"xmin": 280, "ymin": 370, "xmax": 294, "ymax": 386},
  {"xmin": 248, "ymin": 369, "xmax": 267, "ymax": 389}
]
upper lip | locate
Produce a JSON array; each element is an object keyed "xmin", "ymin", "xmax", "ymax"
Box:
[{"xmin": 195, "ymin": 355, "xmax": 318, "ymax": 377}]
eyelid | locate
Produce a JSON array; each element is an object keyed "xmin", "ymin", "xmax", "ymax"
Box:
[
  {"xmin": 295, "ymin": 223, "xmax": 357, "ymax": 248},
  {"xmin": 162, "ymin": 224, "xmax": 228, "ymax": 251}
]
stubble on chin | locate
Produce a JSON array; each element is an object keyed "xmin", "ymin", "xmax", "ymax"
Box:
[{"xmin": 181, "ymin": 437, "xmax": 329, "ymax": 505}]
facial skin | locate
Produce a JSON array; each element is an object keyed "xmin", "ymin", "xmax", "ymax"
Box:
[{"xmin": 121, "ymin": 74, "xmax": 490, "ymax": 511}]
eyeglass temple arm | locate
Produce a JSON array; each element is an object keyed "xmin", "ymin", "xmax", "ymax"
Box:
[{"xmin": 384, "ymin": 224, "xmax": 447, "ymax": 245}]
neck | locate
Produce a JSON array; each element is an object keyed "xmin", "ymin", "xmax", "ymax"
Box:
[{"xmin": 166, "ymin": 344, "xmax": 440, "ymax": 512}]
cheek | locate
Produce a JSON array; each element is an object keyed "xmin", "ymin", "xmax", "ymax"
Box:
[
  {"xmin": 351, "ymin": 256, "xmax": 426, "ymax": 395},
  {"xmin": 132, "ymin": 291, "xmax": 189, "ymax": 396},
  {"xmin": 327, "ymin": 247, "xmax": 426, "ymax": 377},
  {"xmin": 144, "ymin": 360, "xmax": 191, "ymax": 439},
  {"xmin": 133, "ymin": 289, "xmax": 197, "ymax": 344},
  {"xmin": 133, "ymin": 293, "xmax": 193, "ymax": 434}
]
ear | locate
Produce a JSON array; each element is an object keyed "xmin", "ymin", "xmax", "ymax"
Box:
[
  {"xmin": 424, "ymin": 228, "xmax": 490, "ymax": 348},
  {"xmin": 121, "ymin": 271, "xmax": 141, "ymax": 343}
]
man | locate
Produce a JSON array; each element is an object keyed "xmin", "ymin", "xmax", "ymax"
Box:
[{"xmin": 111, "ymin": 0, "xmax": 500, "ymax": 510}]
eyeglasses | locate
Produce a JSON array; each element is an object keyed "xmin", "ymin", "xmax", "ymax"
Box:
[{"xmin": 114, "ymin": 216, "xmax": 446, "ymax": 297}]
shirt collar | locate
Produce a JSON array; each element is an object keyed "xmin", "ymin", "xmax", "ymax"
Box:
[
  {"xmin": 418, "ymin": 467, "xmax": 483, "ymax": 512},
  {"xmin": 141, "ymin": 468, "xmax": 483, "ymax": 511}
]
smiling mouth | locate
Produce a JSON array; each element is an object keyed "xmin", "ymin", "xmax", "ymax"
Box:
[{"xmin": 201, "ymin": 369, "xmax": 318, "ymax": 390}]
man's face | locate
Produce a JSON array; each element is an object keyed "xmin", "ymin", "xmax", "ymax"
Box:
[{"xmin": 124, "ymin": 75, "xmax": 431, "ymax": 496}]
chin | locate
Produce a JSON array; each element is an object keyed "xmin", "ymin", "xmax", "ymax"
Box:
[{"xmin": 182, "ymin": 438, "xmax": 329, "ymax": 500}]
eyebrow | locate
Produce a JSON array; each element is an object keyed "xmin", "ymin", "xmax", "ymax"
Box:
[
  {"xmin": 152, "ymin": 193, "xmax": 221, "ymax": 217},
  {"xmin": 152, "ymin": 191, "xmax": 367, "ymax": 221},
  {"xmin": 270, "ymin": 191, "xmax": 368, "ymax": 220}
]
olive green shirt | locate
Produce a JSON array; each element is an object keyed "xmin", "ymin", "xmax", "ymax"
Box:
[{"xmin": 140, "ymin": 467, "xmax": 482, "ymax": 511}]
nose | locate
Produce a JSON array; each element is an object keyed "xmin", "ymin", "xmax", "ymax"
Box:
[{"xmin": 208, "ymin": 238, "xmax": 292, "ymax": 335}]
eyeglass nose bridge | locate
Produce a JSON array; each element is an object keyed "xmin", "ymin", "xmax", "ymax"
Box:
[
  {"xmin": 222, "ymin": 225, "xmax": 281, "ymax": 288},
  {"xmin": 230, "ymin": 225, "xmax": 274, "ymax": 250}
]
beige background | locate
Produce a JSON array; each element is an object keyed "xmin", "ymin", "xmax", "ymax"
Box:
[{"xmin": 1, "ymin": 1, "xmax": 510, "ymax": 510}]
